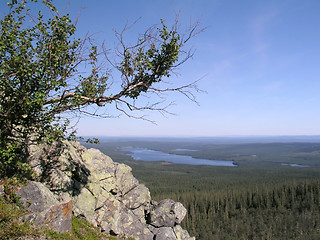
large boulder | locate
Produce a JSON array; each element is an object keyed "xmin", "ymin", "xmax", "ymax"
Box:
[
  {"xmin": 149, "ymin": 199, "xmax": 187, "ymax": 227},
  {"xmin": 17, "ymin": 181, "xmax": 58, "ymax": 213},
  {"xmin": 16, "ymin": 181, "xmax": 72, "ymax": 233},
  {"xmin": 151, "ymin": 225, "xmax": 195, "ymax": 240}
]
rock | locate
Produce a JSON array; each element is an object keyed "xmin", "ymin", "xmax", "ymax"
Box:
[
  {"xmin": 149, "ymin": 199, "xmax": 187, "ymax": 227},
  {"xmin": 122, "ymin": 184, "xmax": 151, "ymax": 209},
  {"xmin": 173, "ymin": 202, "xmax": 187, "ymax": 224},
  {"xmin": 27, "ymin": 140, "xmax": 194, "ymax": 239},
  {"xmin": 96, "ymin": 197, "xmax": 154, "ymax": 240},
  {"xmin": 0, "ymin": 184, "xmax": 4, "ymax": 196},
  {"xmin": 17, "ymin": 181, "xmax": 59, "ymax": 213},
  {"xmin": 39, "ymin": 199, "xmax": 72, "ymax": 234},
  {"xmin": 156, "ymin": 227, "xmax": 177, "ymax": 240},
  {"xmin": 28, "ymin": 140, "xmax": 89, "ymax": 198},
  {"xmin": 81, "ymin": 148, "xmax": 115, "ymax": 178},
  {"xmin": 114, "ymin": 163, "xmax": 139, "ymax": 195},
  {"xmin": 173, "ymin": 225, "xmax": 196, "ymax": 240},
  {"xmin": 16, "ymin": 181, "xmax": 72, "ymax": 233},
  {"xmin": 73, "ymin": 187, "xmax": 96, "ymax": 224}
]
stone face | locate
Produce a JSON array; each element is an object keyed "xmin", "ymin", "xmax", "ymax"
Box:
[
  {"xmin": 27, "ymin": 140, "xmax": 195, "ymax": 239},
  {"xmin": 122, "ymin": 184, "xmax": 151, "ymax": 209},
  {"xmin": 40, "ymin": 199, "xmax": 73, "ymax": 233},
  {"xmin": 96, "ymin": 197, "xmax": 154, "ymax": 240},
  {"xmin": 28, "ymin": 141, "xmax": 89, "ymax": 198},
  {"xmin": 173, "ymin": 202, "xmax": 188, "ymax": 224},
  {"xmin": 17, "ymin": 181, "xmax": 59, "ymax": 213},
  {"xmin": 16, "ymin": 181, "xmax": 72, "ymax": 233},
  {"xmin": 156, "ymin": 227, "xmax": 177, "ymax": 240},
  {"xmin": 73, "ymin": 187, "xmax": 96, "ymax": 224},
  {"xmin": 173, "ymin": 225, "xmax": 196, "ymax": 240},
  {"xmin": 114, "ymin": 163, "xmax": 139, "ymax": 195},
  {"xmin": 149, "ymin": 199, "xmax": 187, "ymax": 227}
]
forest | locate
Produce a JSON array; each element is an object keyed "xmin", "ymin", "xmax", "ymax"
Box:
[{"xmin": 83, "ymin": 137, "xmax": 320, "ymax": 239}]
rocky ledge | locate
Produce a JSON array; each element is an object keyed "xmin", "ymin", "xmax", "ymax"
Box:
[{"xmin": 17, "ymin": 140, "xmax": 195, "ymax": 240}]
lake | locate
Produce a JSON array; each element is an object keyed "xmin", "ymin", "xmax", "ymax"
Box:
[
  {"xmin": 124, "ymin": 148, "xmax": 237, "ymax": 167},
  {"xmin": 281, "ymin": 163, "xmax": 310, "ymax": 168}
]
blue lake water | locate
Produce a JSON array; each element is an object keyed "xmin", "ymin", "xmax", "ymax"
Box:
[
  {"xmin": 281, "ymin": 163, "xmax": 310, "ymax": 168},
  {"xmin": 124, "ymin": 148, "xmax": 237, "ymax": 167},
  {"xmin": 173, "ymin": 149, "xmax": 199, "ymax": 152}
]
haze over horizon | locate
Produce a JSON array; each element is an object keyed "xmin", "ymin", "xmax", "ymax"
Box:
[{"xmin": 3, "ymin": 0, "xmax": 319, "ymax": 137}]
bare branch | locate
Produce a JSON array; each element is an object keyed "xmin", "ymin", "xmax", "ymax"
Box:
[{"xmin": 43, "ymin": 16, "xmax": 204, "ymax": 121}]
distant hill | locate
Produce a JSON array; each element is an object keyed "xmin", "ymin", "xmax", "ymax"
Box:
[{"xmin": 82, "ymin": 135, "xmax": 320, "ymax": 144}]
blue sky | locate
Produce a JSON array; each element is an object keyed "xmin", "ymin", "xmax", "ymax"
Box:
[{"xmin": 3, "ymin": 0, "xmax": 320, "ymax": 137}]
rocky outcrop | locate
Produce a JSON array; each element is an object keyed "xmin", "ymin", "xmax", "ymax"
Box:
[
  {"xmin": 26, "ymin": 140, "xmax": 195, "ymax": 240},
  {"xmin": 16, "ymin": 181, "xmax": 72, "ymax": 233}
]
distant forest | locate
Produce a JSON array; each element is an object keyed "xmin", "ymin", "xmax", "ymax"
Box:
[
  {"xmin": 152, "ymin": 177, "xmax": 320, "ymax": 239},
  {"xmin": 83, "ymin": 138, "xmax": 320, "ymax": 239}
]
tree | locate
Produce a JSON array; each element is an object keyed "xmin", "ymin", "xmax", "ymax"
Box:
[{"xmin": 0, "ymin": 0, "xmax": 202, "ymax": 178}]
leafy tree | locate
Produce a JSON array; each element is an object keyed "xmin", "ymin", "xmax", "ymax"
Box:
[{"xmin": 0, "ymin": 0, "xmax": 202, "ymax": 177}]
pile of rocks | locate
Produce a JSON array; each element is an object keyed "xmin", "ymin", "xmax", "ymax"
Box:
[{"xmin": 20, "ymin": 140, "xmax": 195, "ymax": 240}]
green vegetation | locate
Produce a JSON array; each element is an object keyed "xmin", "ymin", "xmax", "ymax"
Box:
[
  {"xmin": 0, "ymin": 195, "xmax": 39, "ymax": 239},
  {"xmin": 148, "ymin": 173, "xmax": 320, "ymax": 239},
  {"xmin": 84, "ymin": 138, "xmax": 320, "ymax": 240},
  {"xmin": 0, "ymin": 0, "xmax": 200, "ymax": 179}
]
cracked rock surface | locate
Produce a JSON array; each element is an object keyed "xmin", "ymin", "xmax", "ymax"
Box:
[{"xmin": 27, "ymin": 140, "xmax": 195, "ymax": 240}]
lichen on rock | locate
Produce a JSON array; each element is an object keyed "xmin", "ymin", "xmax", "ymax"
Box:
[{"xmin": 26, "ymin": 140, "xmax": 195, "ymax": 239}]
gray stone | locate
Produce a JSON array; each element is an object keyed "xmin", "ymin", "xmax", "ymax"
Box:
[
  {"xmin": 173, "ymin": 225, "xmax": 196, "ymax": 240},
  {"xmin": 95, "ymin": 197, "xmax": 154, "ymax": 240},
  {"xmin": 150, "ymin": 199, "xmax": 187, "ymax": 227},
  {"xmin": 132, "ymin": 206, "xmax": 147, "ymax": 223},
  {"xmin": 155, "ymin": 227, "xmax": 176, "ymax": 240},
  {"xmin": 16, "ymin": 181, "xmax": 72, "ymax": 233},
  {"xmin": 122, "ymin": 184, "xmax": 151, "ymax": 209},
  {"xmin": 28, "ymin": 140, "xmax": 89, "ymax": 198},
  {"xmin": 38, "ymin": 199, "xmax": 72, "ymax": 233},
  {"xmin": 114, "ymin": 163, "xmax": 139, "ymax": 195},
  {"xmin": 173, "ymin": 202, "xmax": 187, "ymax": 224},
  {"xmin": 26, "ymin": 140, "xmax": 194, "ymax": 239},
  {"xmin": 17, "ymin": 181, "xmax": 59, "ymax": 213},
  {"xmin": 73, "ymin": 187, "xmax": 96, "ymax": 224}
]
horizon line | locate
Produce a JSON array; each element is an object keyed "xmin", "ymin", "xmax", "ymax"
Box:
[{"xmin": 79, "ymin": 134, "xmax": 320, "ymax": 138}]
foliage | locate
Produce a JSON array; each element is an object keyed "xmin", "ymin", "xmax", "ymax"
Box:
[
  {"xmin": 177, "ymin": 180, "xmax": 320, "ymax": 239},
  {"xmin": 0, "ymin": 0, "xmax": 201, "ymax": 178}
]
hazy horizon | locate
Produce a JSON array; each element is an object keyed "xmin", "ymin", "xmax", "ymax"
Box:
[{"xmin": 81, "ymin": 135, "xmax": 320, "ymax": 144}]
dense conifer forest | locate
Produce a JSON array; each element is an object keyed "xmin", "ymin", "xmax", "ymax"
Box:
[
  {"xmin": 83, "ymin": 138, "xmax": 320, "ymax": 239},
  {"xmin": 151, "ymin": 177, "xmax": 320, "ymax": 239}
]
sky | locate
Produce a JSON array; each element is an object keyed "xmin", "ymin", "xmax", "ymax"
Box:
[{"xmin": 2, "ymin": 0, "xmax": 320, "ymax": 137}]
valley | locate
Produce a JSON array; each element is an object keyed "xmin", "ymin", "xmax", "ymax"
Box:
[{"xmin": 82, "ymin": 137, "xmax": 320, "ymax": 239}]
